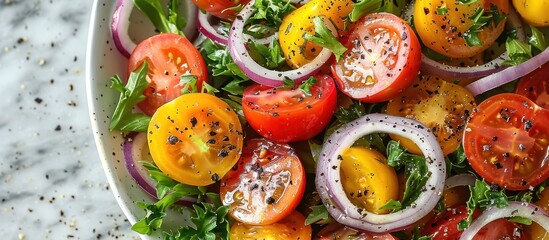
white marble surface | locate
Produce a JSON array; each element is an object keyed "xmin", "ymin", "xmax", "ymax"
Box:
[{"xmin": 0, "ymin": 0, "xmax": 138, "ymax": 239}]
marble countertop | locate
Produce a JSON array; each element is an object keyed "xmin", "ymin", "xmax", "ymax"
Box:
[{"xmin": 0, "ymin": 0, "xmax": 138, "ymax": 239}]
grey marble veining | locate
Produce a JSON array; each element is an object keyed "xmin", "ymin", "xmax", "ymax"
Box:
[{"xmin": 0, "ymin": 0, "xmax": 137, "ymax": 239}]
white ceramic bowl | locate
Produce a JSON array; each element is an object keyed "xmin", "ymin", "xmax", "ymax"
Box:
[{"xmin": 85, "ymin": 0, "xmax": 197, "ymax": 238}]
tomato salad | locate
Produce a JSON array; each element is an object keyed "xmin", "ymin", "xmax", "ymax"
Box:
[{"xmin": 107, "ymin": 0, "xmax": 549, "ymax": 239}]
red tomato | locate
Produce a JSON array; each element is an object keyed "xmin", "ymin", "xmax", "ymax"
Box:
[
  {"xmin": 242, "ymin": 75, "xmax": 337, "ymax": 143},
  {"xmin": 516, "ymin": 62, "xmax": 549, "ymax": 109},
  {"xmin": 315, "ymin": 223, "xmax": 397, "ymax": 240},
  {"xmin": 423, "ymin": 205, "xmax": 526, "ymax": 240},
  {"xmin": 128, "ymin": 33, "xmax": 208, "ymax": 116},
  {"xmin": 191, "ymin": 0, "xmax": 250, "ymax": 21},
  {"xmin": 331, "ymin": 12, "xmax": 421, "ymax": 103},
  {"xmin": 220, "ymin": 138, "xmax": 306, "ymax": 225},
  {"xmin": 463, "ymin": 93, "xmax": 549, "ymax": 190}
]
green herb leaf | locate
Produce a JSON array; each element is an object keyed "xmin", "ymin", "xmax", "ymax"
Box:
[
  {"xmin": 436, "ymin": 6, "xmax": 448, "ymax": 15},
  {"xmin": 109, "ymin": 62, "xmax": 151, "ymax": 132},
  {"xmin": 507, "ymin": 216, "xmax": 533, "ymax": 225},
  {"xmin": 463, "ymin": 4, "xmax": 506, "ymax": 47},
  {"xmin": 305, "ymin": 204, "xmax": 331, "ymax": 225},
  {"xmin": 458, "ymin": 0, "xmax": 478, "ymax": 4},
  {"xmin": 246, "ymin": 38, "xmax": 286, "ymax": 69},
  {"xmin": 458, "ymin": 179, "xmax": 509, "ymax": 230},
  {"xmin": 350, "ymin": 0, "xmax": 407, "ymax": 22},
  {"xmin": 529, "ymin": 26, "xmax": 548, "ymax": 52},
  {"xmin": 250, "ymin": 0, "xmax": 296, "ymax": 29},
  {"xmin": 503, "ymin": 37, "xmax": 532, "ymax": 66},
  {"xmin": 304, "ymin": 16, "xmax": 347, "ymax": 61},
  {"xmin": 133, "ymin": 0, "xmax": 183, "ymax": 35},
  {"xmin": 298, "ymin": 76, "xmax": 318, "ymax": 97}
]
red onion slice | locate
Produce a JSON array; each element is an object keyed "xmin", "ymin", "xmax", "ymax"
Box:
[
  {"xmin": 123, "ymin": 132, "xmax": 195, "ymax": 205},
  {"xmin": 316, "ymin": 113, "xmax": 446, "ymax": 233},
  {"xmin": 112, "ymin": 0, "xmax": 136, "ymax": 57},
  {"xmin": 465, "ymin": 46, "xmax": 549, "ymax": 96},
  {"xmin": 111, "ymin": 0, "xmax": 198, "ymax": 57},
  {"xmin": 197, "ymin": 11, "xmax": 228, "ymax": 46},
  {"xmin": 444, "ymin": 174, "xmax": 477, "ymax": 190},
  {"xmin": 228, "ymin": 0, "xmax": 334, "ymax": 87},
  {"xmin": 459, "ymin": 201, "xmax": 549, "ymax": 240}
]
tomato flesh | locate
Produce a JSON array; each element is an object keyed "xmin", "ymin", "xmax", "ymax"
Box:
[
  {"xmin": 192, "ymin": 0, "xmax": 250, "ymax": 21},
  {"xmin": 128, "ymin": 33, "xmax": 208, "ymax": 116},
  {"xmin": 331, "ymin": 12, "xmax": 421, "ymax": 102},
  {"xmin": 242, "ymin": 74, "xmax": 337, "ymax": 143},
  {"xmin": 147, "ymin": 93, "xmax": 243, "ymax": 186},
  {"xmin": 463, "ymin": 93, "xmax": 549, "ymax": 190},
  {"xmin": 315, "ymin": 223, "xmax": 397, "ymax": 240},
  {"xmin": 516, "ymin": 62, "xmax": 549, "ymax": 109},
  {"xmin": 220, "ymin": 138, "xmax": 306, "ymax": 225},
  {"xmin": 230, "ymin": 211, "xmax": 312, "ymax": 239}
]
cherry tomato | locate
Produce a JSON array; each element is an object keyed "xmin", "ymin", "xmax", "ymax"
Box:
[
  {"xmin": 525, "ymin": 189, "xmax": 549, "ymax": 239},
  {"xmin": 414, "ymin": 0, "xmax": 509, "ymax": 58},
  {"xmin": 463, "ymin": 93, "xmax": 549, "ymax": 190},
  {"xmin": 191, "ymin": 0, "xmax": 250, "ymax": 21},
  {"xmin": 279, "ymin": 0, "xmax": 354, "ymax": 69},
  {"xmin": 443, "ymin": 186, "xmax": 470, "ymax": 208},
  {"xmin": 147, "ymin": 93, "xmax": 243, "ymax": 186},
  {"xmin": 229, "ymin": 211, "xmax": 312, "ymax": 239},
  {"xmin": 512, "ymin": 0, "xmax": 549, "ymax": 27},
  {"xmin": 331, "ymin": 12, "xmax": 421, "ymax": 103},
  {"xmin": 386, "ymin": 75, "xmax": 476, "ymax": 155},
  {"xmin": 128, "ymin": 33, "xmax": 208, "ymax": 116},
  {"xmin": 516, "ymin": 62, "xmax": 549, "ymax": 109},
  {"xmin": 475, "ymin": 219, "xmax": 527, "ymax": 240},
  {"xmin": 340, "ymin": 147, "xmax": 399, "ymax": 214},
  {"xmin": 315, "ymin": 223, "xmax": 397, "ymax": 240},
  {"xmin": 220, "ymin": 138, "xmax": 306, "ymax": 225},
  {"xmin": 242, "ymin": 74, "xmax": 337, "ymax": 143}
]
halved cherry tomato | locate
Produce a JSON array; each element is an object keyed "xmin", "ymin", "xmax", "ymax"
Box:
[
  {"xmin": 340, "ymin": 147, "xmax": 399, "ymax": 214},
  {"xmin": 315, "ymin": 223, "xmax": 397, "ymax": 240},
  {"xmin": 463, "ymin": 93, "xmax": 549, "ymax": 190},
  {"xmin": 331, "ymin": 12, "xmax": 421, "ymax": 103},
  {"xmin": 191, "ymin": 0, "xmax": 250, "ymax": 21},
  {"xmin": 220, "ymin": 138, "xmax": 306, "ymax": 225},
  {"xmin": 414, "ymin": 0, "xmax": 508, "ymax": 58},
  {"xmin": 512, "ymin": 0, "xmax": 549, "ymax": 27},
  {"xmin": 147, "ymin": 93, "xmax": 243, "ymax": 186},
  {"xmin": 525, "ymin": 188, "xmax": 549, "ymax": 239},
  {"xmin": 516, "ymin": 62, "xmax": 549, "ymax": 109},
  {"xmin": 279, "ymin": 0, "xmax": 353, "ymax": 69},
  {"xmin": 423, "ymin": 204, "xmax": 526, "ymax": 240},
  {"xmin": 386, "ymin": 75, "xmax": 476, "ymax": 155},
  {"xmin": 128, "ymin": 33, "xmax": 208, "ymax": 116},
  {"xmin": 242, "ymin": 74, "xmax": 337, "ymax": 143},
  {"xmin": 229, "ymin": 211, "xmax": 311, "ymax": 239}
]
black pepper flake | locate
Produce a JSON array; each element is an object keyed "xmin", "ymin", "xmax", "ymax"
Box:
[
  {"xmin": 54, "ymin": 125, "xmax": 61, "ymax": 131},
  {"xmin": 218, "ymin": 149, "xmax": 229, "ymax": 158},
  {"xmin": 167, "ymin": 135, "xmax": 179, "ymax": 145},
  {"xmin": 189, "ymin": 117, "xmax": 198, "ymax": 127},
  {"xmin": 524, "ymin": 120, "xmax": 533, "ymax": 131},
  {"xmin": 266, "ymin": 197, "xmax": 276, "ymax": 204},
  {"xmin": 211, "ymin": 173, "xmax": 220, "ymax": 182},
  {"xmin": 34, "ymin": 97, "xmax": 43, "ymax": 104}
]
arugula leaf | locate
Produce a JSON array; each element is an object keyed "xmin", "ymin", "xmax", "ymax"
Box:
[
  {"xmin": 179, "ymin": 75, "xmax": 219, "ymax": 95},
  {"xmin": 458, "ymin": 179, "xmax": 509, "ymax": 230},
  {"xmin": 133, "ymin": 0, "xmax": 185, "ymax": 35},
  {"xmin": 109, "ymin": 62, "xmax": 151, "ymax": 132},
  {"xmin": 382, "ymin": 141, "xmax": 430, "ymax": 212},
  {"xmin": 298, "ymin": 76, "xmax": 318, "ymax": 97},
  {"xmin": 445, "ymin": 145, "xmax": 473, "ymax": 176},
  {"xmin": 304, "ymin": 16, "xmax": 347, "ymax": 61},
  {"xmin": 529, "ymin": 26, "xmax": 548, "ymax": 53},
  {"xmin": 305, "ymin": 204, "xmax": 332, "ymax": 225},
  {"xmin": 349, "ymin": 0, "xmax": 407, "ymax": 22},
  {"xmin": 503, "ymin": 37, "xmax": 532, "ymax": 66}
]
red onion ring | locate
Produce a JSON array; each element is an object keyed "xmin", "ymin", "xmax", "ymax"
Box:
[
  {"xmin": 465, "ymin": 46, "xmax": 549, "ymax": 96},
  {"xmin": 444, "ymin": 174, "xmax": 477, "ymax": 190},
  {"xmin": 111, "ymin": 0, "xmax": 198, "ymax": 57},
  {"xmin": 123, "ymin": 132, "xmax": 195, "ymax": 206},
  {"xmin": 112, "ymin": 0, "xmax": 136, "ymax": 57},
  {"xmin": 197, "ymin": 11, "xmax": 228, "ymax": 46},
  {"xmin": 316, "ymin": 113, "xmax": 446, "ymax": 233},
  {"xmin": 228, "ymin": 0, "xmax": 334, "ymax": 87},
  {"xmin": 459, "ymin": 201, "xmax": 549, "ymax": 240}
]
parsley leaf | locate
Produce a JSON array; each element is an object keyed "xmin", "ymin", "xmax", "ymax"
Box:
[
  {"xmin": 305, "ymin": 204, "xmax": 332, "ymax": 225},
  {"xmin": 250, "ymin": 0, "xmax": 295, "ymax": 28},
  {"xmin": 109, "ymin": 62, "xmax": 151, "ymax": 132},
  {"xmin": 458, "ymin": 0, "xmax": 478, "ymax": 4},
  {"xmin": 133, "ymin": 0, "xmax": 186, "ymax": 35},
  {"xmin": 163, "ymin": 203, "xmax": 231, "ymax": 240},
  {"xmin": 179, "ymin": 75, "xmax": 219, "ymax": 95},
  {"xmin": 463, "ymin": 4, "xmax": 506, "ymax": 46},
  {"xmin": 298, "ymin": 76, "xmax": 318, "ymax": 97},
  {"xmin": 304, "ymin": 16, "xmax": 347, "ymax": 61},
  {"xmin": 246, "ymin": 38, "xmax": 286, "ymax": 70},
  {"xmin": 349, "ymin": 0, "xmax": 407, "ymax": 22},
  {"xmin": 381, "ymin": 140, "xmax": 430, "ymax": 212},
  {"xmin": 529, "ymin": 26, "xmax": 548, "ymax": 53},
  {"xmin": 436, "ymin": 6, "xmax": 448, "ymax": 15},
  {"xmin": 503, "ymin": 37, "xmax": 532, "ymax": 66}
]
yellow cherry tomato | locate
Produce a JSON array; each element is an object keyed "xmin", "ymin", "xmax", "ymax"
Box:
[
  {"xmin": 147, "ymin": 93, "xmax": 244, "ymax": 186},
  {"xmin": 414, "ymin": 0, "xmax": 508, "ymax": 58},
  {"xmin": 512, "ymin": 0, "xmax": 549, "ymax": 27},
  {"xmin": 279, "ymin": 0, "xmax": 353, "ymax": 69},
  {"xmin": 340, "ymin": 147, "xmax": 399, "ymax": 214},
  {"xmin": 386, "ymin": 75, "xmax": 476, "ymax": 155},
  {"xmin": 229, "ymin": 211, "xmax": 312, "ymax": 240},
  {"xmin": 525, "ymin": 189, "xmax": 549, "ymax": 239}
]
